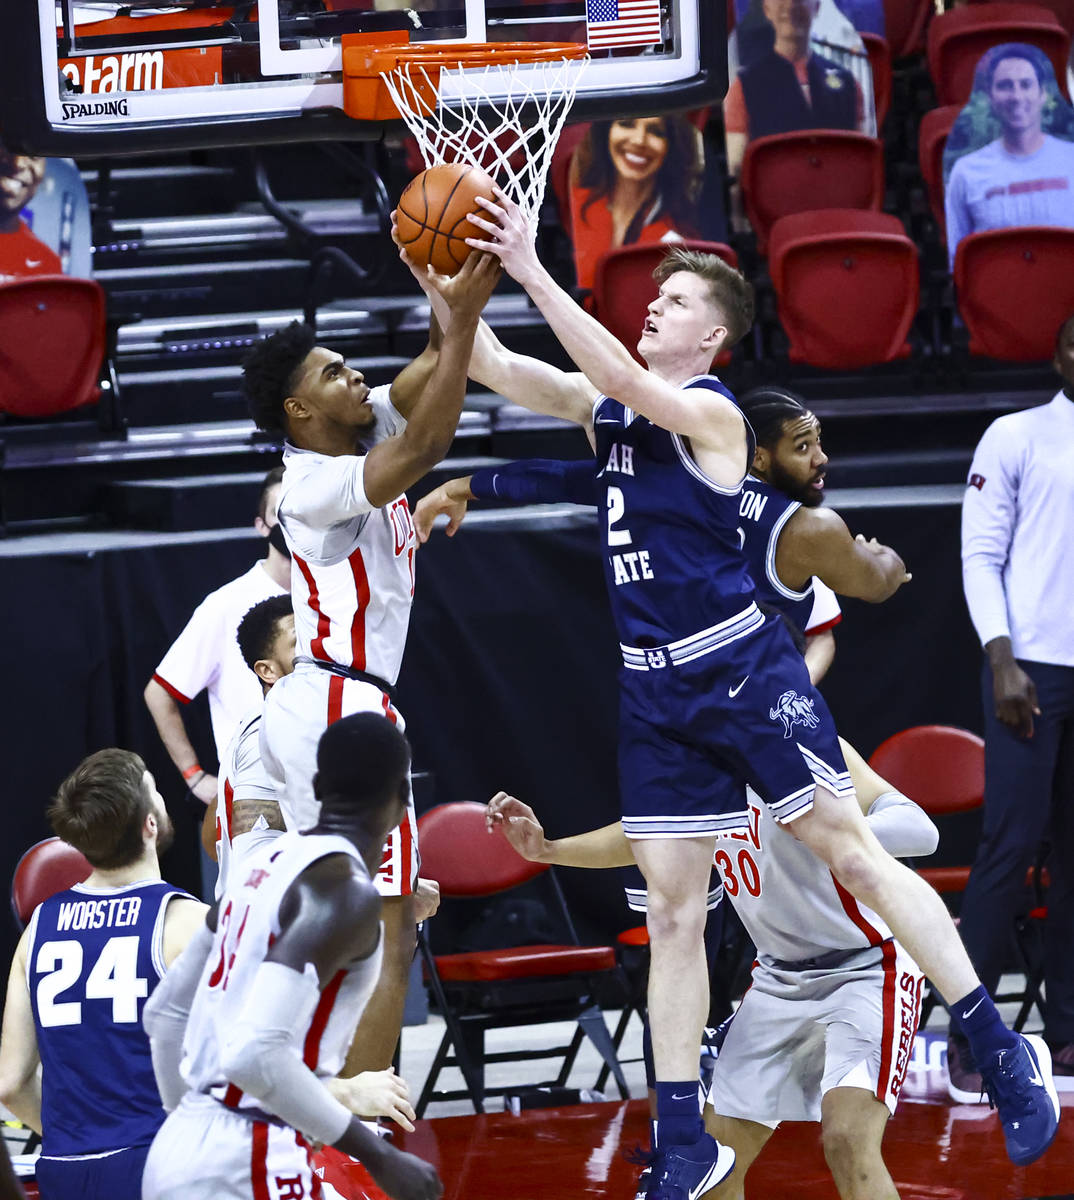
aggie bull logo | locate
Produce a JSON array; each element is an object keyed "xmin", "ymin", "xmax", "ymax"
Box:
[{"xmin": 769, "ymin": 690, "xmax": 821, "ymax": 738}]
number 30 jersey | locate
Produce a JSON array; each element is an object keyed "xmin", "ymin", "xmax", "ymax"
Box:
[
  {"xmin": 26, "ymin": 879, "xmax": 184, "ymax": 1156},
  {"xmin": 593, "ymin": 378, "xmax": 759, "ymax": 652}
]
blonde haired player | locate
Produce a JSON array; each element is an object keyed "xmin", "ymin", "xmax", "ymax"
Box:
[{"xmin": 487, "ymin": 738, "xmax": 931, "ymax": 1200}]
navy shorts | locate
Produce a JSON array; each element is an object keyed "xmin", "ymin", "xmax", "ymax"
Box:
[
  {"xmin": 618, "ymin": 615, "xmax": 851, "ymax": 838},
  {"xmin": 36, "ymin": 1142, "xmax": 150, "ymax": 1200}
]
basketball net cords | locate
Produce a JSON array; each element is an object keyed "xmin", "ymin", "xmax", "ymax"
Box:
[{"xmin": 380, "ymin": 56, "xmax": 589, "ymax": 223}]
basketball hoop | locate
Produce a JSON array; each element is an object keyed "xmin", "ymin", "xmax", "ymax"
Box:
[{"xmin": 343, "ymin": 41, "xmax": 589, "ymax": 222}]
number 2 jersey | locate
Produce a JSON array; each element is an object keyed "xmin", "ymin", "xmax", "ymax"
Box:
[
  {"xmin": 593, "ymin": 378, "xmax": 762, "ymax": 657},
  {"xmin": 179, "ymin": 831, "xmax": 383, "ymax": 1113},
  {"xmin": 26, "ymin": 879, "xmax": 186, "ymax": 1156}
]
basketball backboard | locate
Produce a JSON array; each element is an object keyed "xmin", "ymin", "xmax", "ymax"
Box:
[{"xmin": 0, "ymin": 2, "xmax": 725, "ymax": 157}]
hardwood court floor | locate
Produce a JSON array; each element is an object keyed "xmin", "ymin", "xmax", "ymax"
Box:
[{"xmin": 320, "ymin": 1087, "xmax": 1074, "ymax": 1200}]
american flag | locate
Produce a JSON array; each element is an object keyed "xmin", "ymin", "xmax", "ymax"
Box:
[{"xmin": 585, "ymin": 0, "xmax": 664, "ymax": 50}]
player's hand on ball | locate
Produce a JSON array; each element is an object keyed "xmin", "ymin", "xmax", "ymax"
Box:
[
  {"xmin": 423, "ymin": 248, "xmax": 500, "ymax": 316},
  {"xmin": 413, "ymin": 878, "xmax": 441, "ymax": 923},
  {"xmin": 413, "ymin": 479, "xmax": 471, "ymax": 544},
  {"xmin": 465, "ymin": 188, "xmax": 540, "ymax": 284},
  {"xmin": 486, "ymin": 792, "xmax": 549, "ymax": 862},
  {"xmin": 327, "ymin": 1069, "xmax": 416, "ymax": 1132}
]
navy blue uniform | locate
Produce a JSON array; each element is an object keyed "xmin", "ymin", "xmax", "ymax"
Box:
[
  {"xmin": 737, "ymin": 475, "xmax": 819, "ymax": 634},
  {"xmin": 591, "ymin": 379, "xmax": 851, "ymax": 837},
  {"xmin": 26, "ymin": 879, "xmax": 184, "ymax": 1199}
]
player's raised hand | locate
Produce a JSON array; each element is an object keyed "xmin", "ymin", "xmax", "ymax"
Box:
[
  {"xmin": 486, "ymin": 792, "xmax": 549, "ymax": 862},
  {"xmin": 423, "ymin": 247, "xmax": 501, "ymax": 318},
  {"xmin": 366, "ymin": 1144, "xmax": 443, "ymax": 1200},
  {"xmin": 465, "ymin": 188, "xmax": 541, "ymax": 285},
  {"xmin": 327, "ymin": 1069, "xmax": 416, "ymax": 1132},
  {"xmin": 413, "ymin": 478, "xmax": 473, "ymax": 544}
]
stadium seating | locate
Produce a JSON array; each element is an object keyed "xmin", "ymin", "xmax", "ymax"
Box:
[
  {"xmin": 0, "ymin": 276, "xmax": 106, "ymax": 419},
  {"xmin": 861, "ymin": 32, "xmax": 893, "ymax": 129},
  {"xmin": 740, "ymin": 130, "xmax": 885, "ymax": 253},
  {"xmin": 882, "ymin": 0, "xmax": 934, "ymax": 58},
  {"xmin": 412, "ymin": 802, "xmax": 629, "ymax": 1116},
  {"xmin": 768, "ymin": 209, "xmax": 919, "ymax": 368},
  {"xmin": 953, "ymin": 227, "xmax": 1074, "ymax": 360},
  {"xmin": 917, "ymin": 105, "xmax": 961, "ymax": 232},
  {"xmin": 593, "ymin": 240, "xmax": 739, "ymax": 366},
  {"xmin": 926, "ymin": 3, "xmax": 1071, "ymax": 106},
  {"xmin": 11, "ymin": 837, "xmax": 93, "ymax": 929},
  {"xmin": 548, "ymin": 121, "xmax": 589, "ymax": 236}
]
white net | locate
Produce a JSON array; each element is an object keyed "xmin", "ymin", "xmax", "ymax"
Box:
[{"xmin": 380, "ymin": 54, "xmax": 590, "ymax": 223}]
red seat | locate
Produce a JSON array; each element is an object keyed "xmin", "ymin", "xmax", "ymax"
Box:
[
  {"xmin": 917, "ymin": 105, "xmax": 961, "ymax": 231},
  {"xmin": 953, "ymin": 227, "xmax": 1074, "ymax": 360},
  {"xmin": 740, "ymin": 131, "xmax": 885, "ymax": 253},
  {"xmin": 926, "ymin": 3, "xmax": 1071, "ymax": 106},
  {"xmin": 861, "ymin": 32, "xmax": 893, "ymax": 129},
  {"xmin": 414, "ymin": 801, "xmax": 628, "ymax": 1115},
  {"xmin": 11, "ymin": 837, "xmax": 93, "ymax": 929},
  {"xmin": 869, "ymin": 724, "xmax": 1047, "ymax": 1030},
  {"xmin": 882, "ymin": 0, "xmax": 934, "ymax": 58},
  {"xmin": 592, "ymin": 240, "xmax": 740, "ymax": 366},
  {"xmin": 0, "ymin": 277, "xmax": 106, "ymax": 419},
  {"xmin": 967, "ymin": 0, "xmax": 1074, "ymax": 34},
  {"xmin": 768, "ymin": 210, "xmax": 919, "ymax": 369}
]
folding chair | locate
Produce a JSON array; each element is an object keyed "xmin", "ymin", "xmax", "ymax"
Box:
[
  {"xmin": 926, "ymin": 3, "xmax": 1071, "ymax": 106},
  {"xmin": 740, "ymin": 130, "xmax": 885, "ymax": 253},
  {"xmin": 0, "ymin": 277, "xmax": 107, "ymax": 419},
  {"xmin": 768, "ymin": 209, "xmax": 919, "ymax": 368},
  {"xmin": 954, "ymin": 227, "xmax": 1074, "ymax": 361},
  {"xmin": 414, "ymin": 802, "xmax": 630, "ymax": 1115}
]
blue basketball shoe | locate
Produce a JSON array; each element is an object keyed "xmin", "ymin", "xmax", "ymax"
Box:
[
  {"xmin": 979, "ymin": 1033, "xmax": 1060, "ymax": 1166},
  {"xmin": 640, "ymin": 1133, "xmax": 735, "ymax": 1200}
]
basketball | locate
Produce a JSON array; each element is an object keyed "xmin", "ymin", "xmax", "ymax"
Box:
[{"xmin": 395, "ymin": 162, "xmax": 498, "ymax": 276}]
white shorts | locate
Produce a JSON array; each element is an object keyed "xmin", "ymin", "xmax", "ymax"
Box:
[
  {"xmin": 260, "ymin": 663, "xmax": 418, "ymax": 898},
  {"xmin": 707, "ymin": 941, "xmax": 923, "ymax": 1126},
  {"xmin": 143, "ymin": 1094, "xmax": 315, "ymax": 1200}
]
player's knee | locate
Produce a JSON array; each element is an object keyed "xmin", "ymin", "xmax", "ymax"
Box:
[
  {"xmin": 645, "ymin": 892, "xmax": 706, "ymax": 944},
  {"xmin": 821, "ymin": 1116, "xmax": 865, "ymax": 1176},
  {"xmin": 828, "ymin": 842, "xmax": 885, "ymax": 902}
]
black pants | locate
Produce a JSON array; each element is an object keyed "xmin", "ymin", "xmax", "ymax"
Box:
[{"xmin": 958, "ymin": 659, "xmax": 1074, "ymax": 1043}]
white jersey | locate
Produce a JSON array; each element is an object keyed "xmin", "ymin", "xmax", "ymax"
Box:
[
  {"xmin": 277, "ymin": 386, "xmax": 417, "ymax": 687},
  {"xmin": 961, "ymin": 391, "xmax": 1074, "ymax": 666},
  {"xmin": 215, "ymin": 707, "xmax": 280, "ymax": 899},
  {"xmin": 180, "ymin": 831, "xmax": 383, "ymax": 1115},
  {"xmin": 154, "ymin": 560, "xmax": 287, "ymax": 758},
  {"xmin": 716, "ymin": 788, "xmax": 893, "ymax": 964},
  {"xmin": 805, "ymin": 578, "xmax": 841, "ymax": 637}
]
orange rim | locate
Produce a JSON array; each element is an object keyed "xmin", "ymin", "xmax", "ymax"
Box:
[{"xmin": 341, "ymin": 39, "xmax": 588, "ymax": 121}]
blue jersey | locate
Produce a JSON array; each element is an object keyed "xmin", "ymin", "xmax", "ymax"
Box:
[
  {"xmin": 736, "ymin": 475, "xmax": 816, "ymax": 634},
  {"xmin": 26, "ymin": 879, "xmax": 182, "ymax": 1157},
  {"xmin": 593, "ymin": 377, "xmax": 759, "ymax": 651}
]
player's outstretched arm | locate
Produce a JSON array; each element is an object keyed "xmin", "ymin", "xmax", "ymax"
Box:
[
  {"xmin": 841, "ymin": 738, "xmax": 939, "ymax": 859},
  {"xmin": 0, "ymin": 932, "xmax": 42, "ymax": 1135},
  {"xmin": 361, "ymin": 252, "xmax": 499, "ymax": 511},
  {"xmin": 222, "ymin": 857, "xmax": 441, "ymax": 1200},
  {"xmin": 392, "ymin": 214, "xmax": 598, "ymax": 432},
  {"xmin": 466, "ymin": 191, "xmax": 747, "ymax": 463},
  {"xmin": 413, "ymin": 460, "xmax": 599, "ymax": 543},
  {"xmin": 781, "ymin": 507, "xmax": 911, "ymax": 603},
  {"xmin": 486, "ymin": 793, "xmax": 635, "ymax": 869}
]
